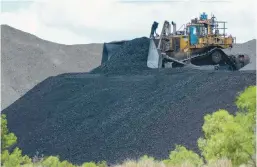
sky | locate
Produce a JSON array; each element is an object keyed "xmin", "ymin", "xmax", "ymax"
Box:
[{"xmin": 1, "ymin": 0, "xmax": 257, "ymax": 44}]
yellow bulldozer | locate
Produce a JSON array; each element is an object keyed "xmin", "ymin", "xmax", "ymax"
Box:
[{"xmin": 147, "ymin": 12, "xmax": 250, "ymax": 70}]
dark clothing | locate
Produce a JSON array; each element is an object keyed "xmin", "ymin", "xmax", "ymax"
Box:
[{"xmin": 150, "ymin": 21, "xmax": 158, "ymax": 37}]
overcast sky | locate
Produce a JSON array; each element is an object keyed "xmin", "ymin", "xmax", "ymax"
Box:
[{"xmin": 1, "ymin": 0, "xmax": 256, "ymax": 44}]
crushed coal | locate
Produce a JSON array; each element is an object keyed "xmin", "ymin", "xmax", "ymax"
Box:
[
  {"xmin": 1, "ymin": 25, "xmax": 103, "ymax": 109},
  {"xmin": 91, "ymin": 37, "xmax": 150, "ymax": 75},
  {"xmin": 2, "ymin": 35, "xmax": 256, "ymax": 165}
]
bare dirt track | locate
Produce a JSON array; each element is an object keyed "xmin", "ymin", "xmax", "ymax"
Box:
[{"xmin": 2, "ymin": 36, "xmax": 256, "ymax": 165}]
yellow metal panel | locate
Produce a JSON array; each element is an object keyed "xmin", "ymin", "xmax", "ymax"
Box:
[
  {"xmin": 225, "ymin": 37, "xmax": 233, "ymax": 45},
  {"xmin": 180, "ymin": 36, "xmax": 188, "ymax": 51},
  {"xmin": 198, "ymin": 38, "xmax": 202, "ymax": 44},
  {"xmin": 207, "ymin": 25, "xmax": 211, "ymax": 35},
  {"xmin": 189, "ymin": 44, "xmax": 205, "ymax": 49},
  {"xmin": 200, "ymin": 37, "xmax": 207, "ymax": 44},
  {"xmin": 169, "ymin": 37, "xmax": 173, "ymax": 50}
]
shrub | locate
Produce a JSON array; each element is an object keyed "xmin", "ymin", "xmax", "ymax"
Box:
[
  {"xmin": 198, "ymin": 86, "xmax": 256, "ymax": 166},
  {"xmin": 1, "ymin": 148, "xmax": 31, "ymax": 167},
  {"xmin": 139, "ymin": 155, "xmax": 155, "ymax": 161},
  {"xmin": 1, "ymin": 114, "xmax": 32, "ymax": 167},
  {"xmin": 1, "ymin": 114, "xmax": 17, "ymax": 151},
  {"xmin": 96, "ymin": 161, "xmax": 108, "ymax": 167},
  {"xmin": 163, "ymin": 145, "xmax": 203, "ymax": 167},
  {"xmin": 113, "ymin": 159, "xmax": 165, "ymax": 167},
  {"xmin": 82, "ymin": 162, "xmax": 98, "ymax": 167},
  {"xmin": 236, "ymin": 86, "xmax": 256, "ymax": 114},
  {"xmin": 41, "ymin": 156, "xmax": 75, "ymax": 167}
]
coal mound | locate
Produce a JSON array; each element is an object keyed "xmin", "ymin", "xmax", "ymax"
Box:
[
  {"xmin": 3, "ymin": 37, "xmax": 256, "ymax": 165},
  {"xmin": 1, "ymin": 25, "xmax": 103, "ymax": 109},
  {"xmin": 91, "ymin": 37, "xmax": 150, "ymax": 74}
]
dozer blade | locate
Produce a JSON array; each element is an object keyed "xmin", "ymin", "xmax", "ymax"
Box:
[
  {"xmin": 101, "ymin": 41, "xmax": 127, "ymax": 64},
  {"xmin": 147, "ymin": 39, "xmax": 162, "ymax": 68},
  {"xmin": 147, "ymin": 38, "xmax": 186, "ymax": 68}
]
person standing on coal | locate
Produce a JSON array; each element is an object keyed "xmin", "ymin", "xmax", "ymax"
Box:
[{"xmin": 150, "ymin": 21, "xmax": 159, "ymax": 38}]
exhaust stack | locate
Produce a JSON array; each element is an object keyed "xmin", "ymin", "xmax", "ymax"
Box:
[{"xmin": 172, "ymin": 21, "xmax": 176, "ymax": 35}]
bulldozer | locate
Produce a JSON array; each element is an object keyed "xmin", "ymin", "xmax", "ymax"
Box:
[
  {"xmin": 101, "ymin": 12, "xmax": 249, "ymax": 71},
  {"xmin": 147, "ymin": 12, "xmax": 250, "ymax": 70}
]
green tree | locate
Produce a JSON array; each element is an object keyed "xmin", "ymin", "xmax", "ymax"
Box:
[
  {"xmin": 236, "ymin": 86, "xmax": 256, "ymax": 114},
  {"xmin": 163, "ymin": 145, "xmax": 203, "ymax": 167},
  {"xmin": 1, "ymin": 148, "xmax": 31, "ymax": 167},
  {"xmin": 82, "ymin": 162, "xmax": 98, "ymax": 167},
  {"xmin": 96, "ymin": 161, "xmax": 108, "ymax": 167},
  {"xmin": 41, "ymin": 156, "xmax": 75, "ymax": 167},
  {"xmin": 139, "ymin": 155, "xmax": 155, "ymax": 161},
  {"xmin": 1, "ymin": 114, "xmax": 32, "ymax": 167},
  {"xmin": 1, "ymin": 114, "xmax": 17, "ymax": 151},
  {"xmin": 41, "ymin": 156, "xmax": 60, "ymax": 167},
  {"xmin": 198, "ymin": 86, "xmax": 256, "ymax": 166},
  {"xmin": 235, "ymin": 85, "xmax": 256, "ymax": 130}
]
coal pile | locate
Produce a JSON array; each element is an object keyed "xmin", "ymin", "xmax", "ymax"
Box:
[
  {"xmin": 2, "ymin": 36, "xmax": 256, "ymax": 165},
  {"xmin": 91, "ymin": 37, "xmax": 150, "ymax": 75},
  {"xmin": 1, "ymin": 25, "xmax": 103, "ymax": 109}
]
